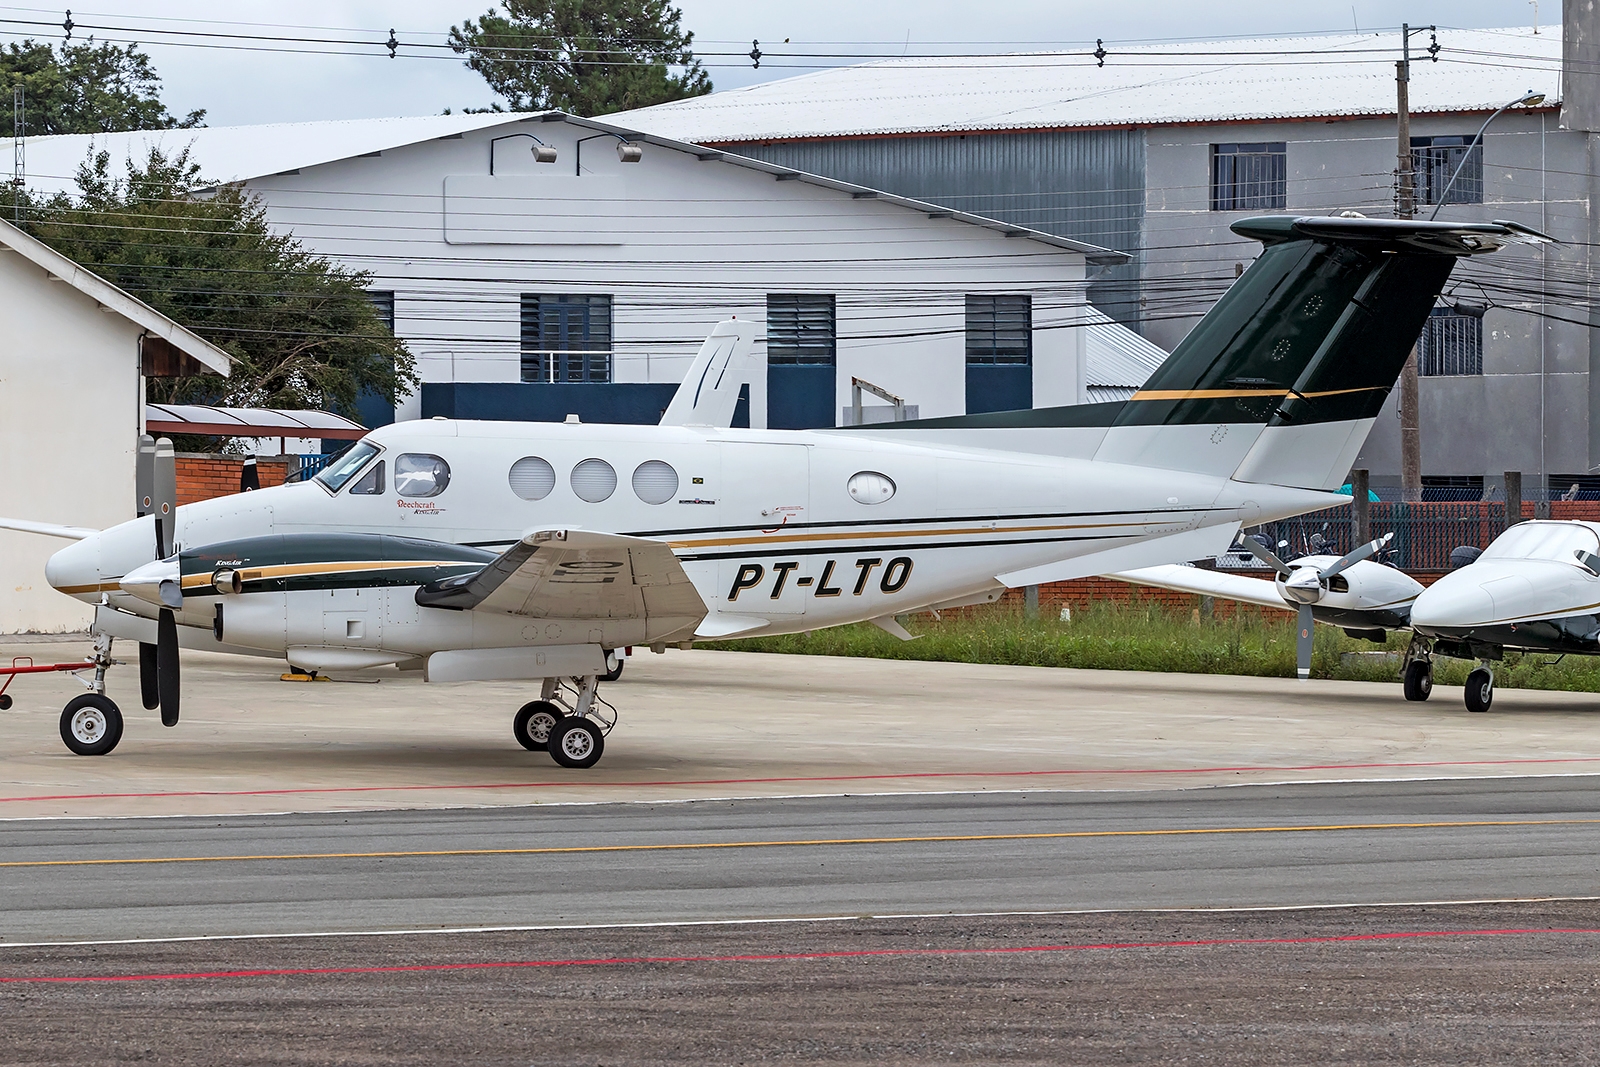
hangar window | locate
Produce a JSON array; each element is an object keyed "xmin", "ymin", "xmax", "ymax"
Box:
[
  {"xmin": 766, "ymin": 294, "xmax": 836, "ymax": 364},
  {"xmin": 314, "ymin": 441, "xmax": 380, "ymax": 493},
  {"xmin": 1210, "ymin": 143, "xmax": 1286, "ymax": 211},
  {"xmin": 848, "ymin": 471, "xmax": 896, "ymax": 504},
  {"xmin": 521, "ymin": 294, "xmax": 613, "ymax": 383},
  {"xmin": 1418, "ymin": 307, "xmax": 1483, "ymax": 376},
  {"xmin": 965, "ymin": 295, "xmax": 1032, "ymax": 365},
  {"xmin": 1412, "ymin": 135, "xmax": 1482, "ymax": 206},
  {"xmin": 395, "ymin": 453, "xmax": 451, "ymax": 498},
  {"xmin": 509, "ymin": 456, "xmax": 557, "ymax": 500},
  {"xmin": 571, "ymin": 458, "xmax": 617, "ymax": 502},
  {"xmin": 349, "ymin": 460, "xmax": 385, "ymax": 496},
  {"xmin": 632, "ymin": 460, "xmax": 679, "ymax": 505}
]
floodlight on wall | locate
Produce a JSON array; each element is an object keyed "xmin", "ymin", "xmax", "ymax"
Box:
[
  {"xmin": 488, "ymin": 133, "xmax": 557, "ymax": 174},
  {"xmin": 616, "ymin": 141, "xmax": 643, "ymax": 163},
  {"xmin": 574, "ymin": 130, "xmax": 644, "ymax": 174}
]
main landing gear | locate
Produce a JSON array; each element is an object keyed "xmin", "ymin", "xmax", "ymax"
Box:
[
  {"xmin": 1402, "ymin": 635, "xmax": 1433, "ymax": 702},
  {"xmin": 513, "ymin": 674, "xmax": 616, "ymax": 769}
]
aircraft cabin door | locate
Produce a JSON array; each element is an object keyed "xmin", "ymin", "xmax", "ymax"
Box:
[{"xmin": 713, "ymin": 443, "xmax": 811, "ymax": 615}]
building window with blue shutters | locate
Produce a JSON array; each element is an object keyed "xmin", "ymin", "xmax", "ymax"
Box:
[
  {"xmin": 354, "ymin": 290, "xmax": 397, "ymax": 431},
  {"xmin": 1417, "ymin": 307, "xmax": 1484, "ymax": 376},
  {"xmin": 521, "ymin": 294, "xmax": 612, "ymax": 383},
  {"xmin": 1411, "ymin": 135, "xmax": 1483, "ymax": 205},
  {"xmin": 1210, "ymin": 143, "xmax": 1287, "ymax": 210},
  {"xmin": 765, "ymin": 294, "xmax": 837, "ymax": 430},
  {"xmin": 965, "ymin": 294, "xmax": 1032, "ymax": 414}
]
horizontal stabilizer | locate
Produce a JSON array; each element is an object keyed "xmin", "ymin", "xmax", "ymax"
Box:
[
  {"xmin": 996, "ymin": 523, "xmax": 1239, "ymax": 588},
  {"xmin": 660, "ymin": 319, "xmax": 757, "ymax": 428},
  {"xmin": 0, "ymin": 517, "xmax": 98, "ymax": 540}
]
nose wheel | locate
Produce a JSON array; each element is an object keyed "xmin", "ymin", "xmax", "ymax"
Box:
[
  {"xmin": 60, "ymin": 694, "xmax": 124, "ymax": 756},
  {"xmin": 1401, "ymin": 636, "xmax": 1433, "ymax": 702}
]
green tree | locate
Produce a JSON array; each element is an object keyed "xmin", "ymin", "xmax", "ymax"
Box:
[
  {"xmin": 449, "ymin": 0, "xmax": 711, "ymax": 116},
  {"xmin": 11, "ymin": 148, "xmax": 415, "ymax": 421},
  {"xmin": 1, "ymin": 39, "xmax": 204, "ymax": 136}
]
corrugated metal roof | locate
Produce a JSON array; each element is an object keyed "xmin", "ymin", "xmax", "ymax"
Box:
[
  {"xmin": 19, "ymin": 113, "xmax": 1124, "ymax": 263},
  {"xmin": 607, "ymin": 27, "xmax": 1561, "ymax": 143},
  {"xmin": 1086, "ymin": 308, "xmax": 1166, "ymax": 392}
]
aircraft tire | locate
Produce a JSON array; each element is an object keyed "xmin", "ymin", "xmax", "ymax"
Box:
[
  {"xmin": 60, "ymin": 694, "xmax": 123, "ymax": 756},
  {"xmin": 0, "ymin": 693, "xmax": 11, "ymax": 711},
  {"xmin": 600, "ymin": 656, "xmax": 624, "ymax": 683},
  {"xmin": 1402, "ymin": 661, "xmax": 1433, "ymax": 702},
  {"xmin": 1465, "ymin": 667, "xmax": 1495, "ymax": 714},
  {"xmin": 513, "ymin": 700, "xmax": 565, "ymax": 751},
  {"xmin": 549, "ymin": 717, "xmax": 604, "ymax": 769}
]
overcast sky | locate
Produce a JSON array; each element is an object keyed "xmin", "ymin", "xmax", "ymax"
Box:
[{"xmin": 0, "ymin": 0, "xmax": 1556, "ymax": 126}]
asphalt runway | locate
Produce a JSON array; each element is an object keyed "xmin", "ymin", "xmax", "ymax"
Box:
[{"xmin": 5, "ymin": 776, "xmax": 1600, "ymax": 944}]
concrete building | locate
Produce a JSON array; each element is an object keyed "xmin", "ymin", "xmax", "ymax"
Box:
[
  {"xmin": 0, "ymin": 219, "xmax": 231, "ymax": 632},
  {"xmin": 613, "ymin": 26, "xmax": 1585, "ymax": 498},
  {"xmin": 24, "ymin": 113, "xmax": 1149, "ymax": 434}
]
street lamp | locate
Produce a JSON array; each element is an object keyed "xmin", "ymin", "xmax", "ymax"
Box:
[{"xmin": 1428, "ymin": 90, "xmax": 1546, "ymax": 220}]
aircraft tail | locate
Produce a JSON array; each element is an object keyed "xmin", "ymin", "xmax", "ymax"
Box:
[
  {"xmin": 856, "ymin": 216, "xmax": 1550, "ymax": 491},
  {"xmin": 659, "ymin": 319, "xmax": 757, "ymax": 428}
]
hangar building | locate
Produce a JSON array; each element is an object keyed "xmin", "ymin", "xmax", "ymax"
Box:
[
  {"xmin": 0, "ymin": 218, "xmax": 231, "ymax": 632},
  {"xmin": 612, "ymin": 26, "xmax": 1585, "ymax": 498},
  {"xmin": 24, "ymin": 114, "xmax": 1156, "ymax": 433}
]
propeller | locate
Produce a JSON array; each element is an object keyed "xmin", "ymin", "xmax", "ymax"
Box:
[
  {"xmin": 151, "ymin": 437, "xmax": 179, "ymax": 727},
  {"xmin": 1239, "ymin": 530, "xmax": 1396, "ymax": 680},
  {"xmin": 135, "ymin": 435, "xmax": 160, "ymax": 712}
]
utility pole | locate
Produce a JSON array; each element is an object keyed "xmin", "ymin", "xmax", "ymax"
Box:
[
  {"xmin": 1395, "ymin": 25, "xmax": 1436, "ymax": 503},
  {"xmin": 10, "ymin": 83, "xmax": 21, "ymax": 225}
]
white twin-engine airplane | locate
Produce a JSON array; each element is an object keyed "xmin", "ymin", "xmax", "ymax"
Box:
[{"xmin": 2, "ymin": 216, "xmax": 1548, "ymax": 765}]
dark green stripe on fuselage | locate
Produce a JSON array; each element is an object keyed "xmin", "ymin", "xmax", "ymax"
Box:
[{"xmin": 179, "ymin": 533, "xmax": 494, "ymax": 596}]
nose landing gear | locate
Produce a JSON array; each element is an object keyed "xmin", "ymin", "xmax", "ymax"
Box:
[
  {"xmin": 1402, "ymin": 636, "xmax": 1433, "ymax": 702},
  {"xmin": 1465, "ymin": 664, "xmax": 1495, "ymax": 713}
]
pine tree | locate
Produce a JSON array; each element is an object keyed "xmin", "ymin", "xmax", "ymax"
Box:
[{"xmin": 1, "ymin": 39, "xmax": 204, "ymax": 136}]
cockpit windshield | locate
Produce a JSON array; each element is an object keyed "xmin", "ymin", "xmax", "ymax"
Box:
[
  {"xmin": 314, "ymin": 441, "xmax": 380, "ymax": 493},
  {"xmin": 1480, "ymin": 522, "xmax": 1600, "ymax": 564}
]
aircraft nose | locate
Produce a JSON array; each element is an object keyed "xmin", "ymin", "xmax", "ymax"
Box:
[
  {"xmin": 44, "ymin": 535, "xmax": 102, "ymax": 600},
  {"xmin": 1409, "ymin": 576, "xmax": 1497, "ymax": 633}
]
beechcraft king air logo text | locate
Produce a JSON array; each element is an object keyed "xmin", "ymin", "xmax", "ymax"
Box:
[{"xmin": 727, "ymin": 557, "xmax": 913, "ymax": 601}]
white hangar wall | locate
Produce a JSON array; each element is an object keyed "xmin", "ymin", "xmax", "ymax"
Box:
[
  {"xmin": 0, "ymin": 249, "xmax": 141, "ymax": 632},
  {"xmin": 236, "ymin": 119, "xmax": 1092, "ymax": 428}
]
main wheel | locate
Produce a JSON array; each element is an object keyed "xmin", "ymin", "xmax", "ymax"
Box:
[
  {"xmin": 60, "ymin": 694, "xmax": 123, "ymax": 756},
  {"xmin": 1402, "ymin": 660, "xmax": 1433, "ymax": 702},
  {"xmin": 601, "ymin": 656, "xmax": 624, "ymax": 683},
  {"xmin": 1465, "ymin": 667, "xmax": 1495, "ymax": 713},
  {"xmin": 513, "ymin": 700, "xmax": 564, "ymax": 751},
  {"xmin": 548, "ymin": 717, "xmax": 604, "ymax": 769}
]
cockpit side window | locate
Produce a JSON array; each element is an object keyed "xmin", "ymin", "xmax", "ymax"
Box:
[
  {"xmin": 396, "ymin": 453, "xmax": 451, "ymax": 498},
  {"xmin": 349, "ymin": 460, "xmax": 386, "ymax": 496},
  {"xmin": 314, "ymin": 441, "xmax": 380, "ymax": 493}
]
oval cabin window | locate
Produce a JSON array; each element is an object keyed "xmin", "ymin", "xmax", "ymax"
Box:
[
  {"xmin": 395, "ymin": 453, "xmax": 451, "ymax": 498},
  {"xmin": 570, "ymin": 458, "xmax": 618, "ymax": 502},
  {"xmin": 632, "ymin": 460, "xmax": 679, "ymax": 505},
  {"xmin": 848, "ymin": 471, "xmax": 896, "ymax": 505},
  {"xmin": 509, "ymin": 456, "xmax": 556, "ymax": 501}
]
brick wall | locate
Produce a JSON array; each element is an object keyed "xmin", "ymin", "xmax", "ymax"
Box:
[{"xmin": 176, "ymin": 453, "xmax": 296, "ymax": 506}]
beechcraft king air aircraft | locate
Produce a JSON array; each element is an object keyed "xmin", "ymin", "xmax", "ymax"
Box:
[{"xmin": 1, "ymin": 216, "xmax": 1550, "ymax": 766}]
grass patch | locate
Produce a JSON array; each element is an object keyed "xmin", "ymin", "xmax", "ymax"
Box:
[{"xmin": 704, "ymin": 600, "xmax": 1600, "ymax": 693}]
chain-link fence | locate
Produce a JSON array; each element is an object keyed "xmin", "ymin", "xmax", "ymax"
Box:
[{"xmin": 1233, "ymin": 502, "xmax": 1514, "ymax": 572}]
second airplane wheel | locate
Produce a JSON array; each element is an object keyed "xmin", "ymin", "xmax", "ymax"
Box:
[
  {"xmin": 549, "ymin": 717, "xmax": 604, "ymax": 769},
  {"xmin": 1402, "ymin": 661, "xmax": 1433, "ymax": 702},
  {"xmin": 1465, "ymin": 667, "xmax": 1495, "ymax": 714},
  {"xmin": 60, "ymin": 694, "xmax": 123, "ymax": 756},
  {"xmin": 513, "ymin": 700, "xmax": 565, "ymax": 751}
]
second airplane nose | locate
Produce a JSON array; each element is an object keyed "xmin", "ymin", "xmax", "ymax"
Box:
[{"xmin": 1410, "ymin": 578, "xmax": 1497, "ymax": 633}]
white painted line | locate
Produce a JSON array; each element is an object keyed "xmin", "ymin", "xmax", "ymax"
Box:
[{"xmin": 2, "ymin": 896, "xmax": 1596, "ymax": 950}]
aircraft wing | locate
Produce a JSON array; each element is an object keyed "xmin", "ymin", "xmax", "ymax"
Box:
[
  {"xmin": 1107, "ymin": 564, "xmax": 1290, "ymax": 611},
  {"xmin": 0, "ymin": 517, "xmax": 98, "ymax": 540},
  {"xmin": 415, "ymin": 527, "xmax": 708, "ymax": 631}
]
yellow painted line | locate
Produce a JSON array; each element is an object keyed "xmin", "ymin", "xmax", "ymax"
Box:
[
  {"xmin": 4, "ymin": 818, "xmax": 1593, "ymax": 870},
  {"xmin": 1131, "ymin": 386, "xmax": 1380, "ymax": 401}
]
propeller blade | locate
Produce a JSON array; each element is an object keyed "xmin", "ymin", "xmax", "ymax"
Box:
[
  {"xmin": 138, "ymin": 641, "xmax": 160, "ymax": 711},
  {"xmin": 1296, "ymin": 603, "xmax": 1314, "ymax": 681},
  {"xmin": 1320, "ymin": 531, "xmax": 1395, "ymax": 581},
  {"xmin": 1237, "ymin": 533, "xmax": 1290, "ymax": 576},
  {"xmin": 136, "ymin": 434, "xmax": 156, "ymax": 518},
  {"xmin": 157, "ymin": 608, "xmax": 180, "ymax": 727},
  {"xmin": 153, "ymin": 437, "xmax": 177, "ymax": 559}
]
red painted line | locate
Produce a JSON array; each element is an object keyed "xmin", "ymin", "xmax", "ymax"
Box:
[
  {"xmin": 5, "ymin": 756, "xmax": 1600, "ymax": 805},
  {"xmin": 3, "ymin": 928, "xmax": 1594, "ymax": 985}
]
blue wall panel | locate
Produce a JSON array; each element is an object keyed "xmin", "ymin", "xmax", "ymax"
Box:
[
  {"xmin": 423, "ymin": 383, "xmax": 680, "ymax": 425},
  {"xmin": 965, "ymin": 365, "xmax": 1033, "ymax": 415},
  {"xmin": 767, "ymin": 364, "xmax": 836, "ymax": 429}
]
